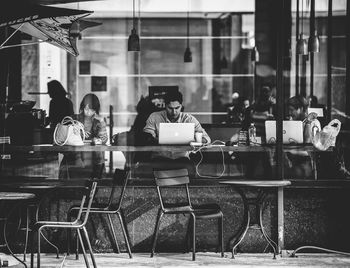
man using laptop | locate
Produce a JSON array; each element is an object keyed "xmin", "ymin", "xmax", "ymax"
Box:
[{"xmin": 143, "ymin": 90, "xmax": 210, "ymax": 172}]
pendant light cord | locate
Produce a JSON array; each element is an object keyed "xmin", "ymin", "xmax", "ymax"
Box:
[
  {"xmin": 186, "ymin": 0, "xmax": 190, "ymax": 48},
  {"xmin": 301, "ymin": 0, "xmax": 304, "ymax": 33},
  {"xmin": 186, "ymin": 10, "xmax": 190, "ymax": 47},
  {"xmin": 133, "ymin": 0, "xmax": 136, "ymax": 30}
]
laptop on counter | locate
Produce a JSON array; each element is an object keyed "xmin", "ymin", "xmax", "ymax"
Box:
[
  {"xmin": 265, "ymin": 120, "xmax": 304, "ymax": 144},
  {"xmin": 158, "ymin": 123, "xmax": 195, "ymax": 145},
  {"xmin": 307, "ymin": 107, "xmax": 324, "ymax": 117}
]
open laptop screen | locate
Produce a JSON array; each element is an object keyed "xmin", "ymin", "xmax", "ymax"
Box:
[
  {"xmin": 158, "ymin": 123, "xmax": 195, "ymax": 145},
  {"xmin": 265, "ymin": 120, "xmax": 304, "ymax": 144}
]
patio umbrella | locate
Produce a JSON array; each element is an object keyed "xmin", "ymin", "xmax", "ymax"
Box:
[{"xmin": 0, "ymin": 3, "xmax": 94, "ymax": 56}]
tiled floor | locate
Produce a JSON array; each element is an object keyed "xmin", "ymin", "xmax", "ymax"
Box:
[{"xmin": 3, "ymin": 252, "xmax": 350, "ymax": 267}]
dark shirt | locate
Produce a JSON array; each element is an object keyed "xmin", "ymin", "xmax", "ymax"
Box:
[{"xmin": 49, "ymin": 97, "xmax": 74, "ymax": 128}]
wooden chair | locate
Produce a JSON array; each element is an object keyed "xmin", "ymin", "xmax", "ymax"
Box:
[
  {"xmin": 150, "ymin": 168, "xmax": 224, "ymax": 261},
  {"xmin": 67, "ymin": 168, "xmax": 132, "ymax": 258},
  {"xmin": 30, "ymin": 180, "xmax": 98, "ymax": 268}
]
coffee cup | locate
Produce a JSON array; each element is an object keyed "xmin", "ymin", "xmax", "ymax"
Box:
[{"xmin": 195, "ymin": 132, "xmax": 203, "ymax": 143}]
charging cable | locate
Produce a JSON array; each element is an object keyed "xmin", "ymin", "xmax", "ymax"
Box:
[{"xmin": 190, "ymin": 140, "xmax": 226, "ymax": 178}]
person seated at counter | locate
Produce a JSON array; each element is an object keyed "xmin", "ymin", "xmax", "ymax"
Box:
[
  {"xmin": 142, "ymin": 90, "xmax": 210, "ymax": 173},
  {"xmin": 284, "ymin": 95, "xmax": 318, "ymax": 179},
  {"xmin": 59, "ymin": 93, "xmax": 108, "ymax": 180},
  {"xmin": 46, "ymin": 80, "xmax": 74, "ymax": 129}
]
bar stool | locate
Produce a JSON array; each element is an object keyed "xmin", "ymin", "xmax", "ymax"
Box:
[
  {"xmin": 2, "ymin": 182, "xmax": 61, "ymax": 262},
  {"xmin": 0, "ymin": 191, "xmax": 36, "ymax": 268}
]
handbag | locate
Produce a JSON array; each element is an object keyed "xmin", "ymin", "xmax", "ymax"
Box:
[
  {"xmin": 303, "ymin": 112, "xmax": 321, "ymax": 143},
  {"xmin": 53, "ymin": 116, "xmax": 85, "ymax": 146},
  {"xmin": 312, "ymin": 119, "xmax": 341, "ymax": 151}
]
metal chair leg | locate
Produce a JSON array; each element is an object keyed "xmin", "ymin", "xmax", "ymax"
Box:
[
  {"xmin": 185, "ymin": 216, "xmax": 192, "ymax": 253},
  {"xmin": 219, "ymin": 213, "xmax": 224, "ymax": 257},
  {"xmin": 107, "ymin": 214, "xmax": 120, "ymax": 253},
  {"xmin": 30, "ymin": 228, "xmax": 34, "ymax": 268},
  {"xmin": 191, "ymin": 214, "xmax": 196, "ymax": 261},
  {"xmin": 83, "ymin": 226, "xmax": 97, "ymax": 268},
  {"xmin": 67, "ymin": 212, "xmax": 72, "ymax": 256},
  {"xmin": 23, "ymin": 205, "xmax": 30, "ymax": 262},
  {"xmin": 120, "ymin": 210, "xmax": 132, "ymax": 252},
  {"xmin": 150, "ymin": 209, "xmax": 163, "ymax": 257},
  {"xmin": 41, "ymin": 230, "xmax": 60, "ymax": 258},
  {"xmin": 117, "ymin": 211, "xmax": 132, "ymax": 258},
  {"xmin": 37, "ymin": 229, "xmax": 41, "ymax": 268},
  {"xmin": 76, "ymin": 229, "xmax": 80, "ymax": 260},
  {"xmin": 77, "ymin": 228, "xmax": 90, "ymax": 268}
]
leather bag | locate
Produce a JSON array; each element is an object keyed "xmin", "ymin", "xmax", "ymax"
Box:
[{"xmin": 53, "ymin": 116, "xmax": 85, "ymax": 146}]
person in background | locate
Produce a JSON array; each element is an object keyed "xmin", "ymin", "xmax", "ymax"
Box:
[
  {"xmin": 286, "ymin": 95, "xmax": 309, "ymax": 121},
  {"xmin": 47, "ymin": 80, "xmax": 74, "ymax": 128},
  {"xmin": 243, "ymin": 99, "xmax": 250, "ymax": 110},
  {"xmin": 226, "ymin": 91, "xmax": 244, "ymax": 123},
  {"xmin": 307, "ymin": 94, "xmax": 327, "ymax": 126},
  {"xmin": 59, "ymin": 93, "xmax": 108, "ymax": 180},
  {"xmin": 143, "ymin": 90, "xmax": 210, "ymax": 174},
  {"xmin": 253, "ymin": 86, "xmax": 276, "ymax": 116},
  {"xmin": 284, "ymin": 95, "xmax": 349, "ymax": 179},
  {"xmin": 242, "ymin": 85, "xmax": 276, "ymax": 135},
  {"xmin": 283, "ymin": 95, "xmax": 318, "ymax": 179}
]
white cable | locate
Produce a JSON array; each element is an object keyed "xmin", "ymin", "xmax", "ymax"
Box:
[{"xmin": 190, "ymin": 140, "xmax": 226, "ymax": 178}]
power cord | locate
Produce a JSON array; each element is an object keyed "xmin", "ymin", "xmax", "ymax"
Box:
[{"xmin": 190, "ymin": 140, "xmax": 226, "ymax": 179}]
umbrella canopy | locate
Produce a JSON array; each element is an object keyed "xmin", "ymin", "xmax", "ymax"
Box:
[{"xmin": 0, "ymin": 4, "xmax": 94, "ymax": 56}]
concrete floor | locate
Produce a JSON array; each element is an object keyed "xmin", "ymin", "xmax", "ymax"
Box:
[{"xmin": 3, "ymin": 252, "xmax": 350, "ymax": 268}]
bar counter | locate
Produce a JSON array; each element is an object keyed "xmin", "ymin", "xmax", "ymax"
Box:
[{"xmin": 1, "ymin": 143, "xmax": 330, "ymax": 153}]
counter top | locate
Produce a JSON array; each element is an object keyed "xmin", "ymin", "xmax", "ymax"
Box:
[{"xmin": 1, "ymin": 144, "xmax": 332, "ymax": 153}]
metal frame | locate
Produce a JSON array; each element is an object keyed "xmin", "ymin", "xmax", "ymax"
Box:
[
  {"xmin": 30, "ymin": 181, "xmax": 98, "ymax": 268},
  {"xmin": 150, "ymin": 169, "xmax": 224, "ymax": 261},
  {"xmin": 67, "ymin": 168, "xmax": 132, "ymax": 259}
]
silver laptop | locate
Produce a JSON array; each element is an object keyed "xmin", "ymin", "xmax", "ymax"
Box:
[
  {"xmin": 265, "ymin": 120, "xmax": 304, "ymax": 144},
  {"xmin": 158, "ymin": 123, "xmax": 195, "ymax": 145},
  {"xmin": 307, "ymin": 108, "xmax": 324, "ymax": 117}
]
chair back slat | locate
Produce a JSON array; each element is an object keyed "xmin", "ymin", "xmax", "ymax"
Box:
[
  {"xmin": 154, "ymin": 169, "xmax": 188, "ymax": 179},
  {"xmin": 153, "ymin": 169, "xmax": 191, "ymax": 211},
  {"xmin": 80, "ymin": 181, "xmax": 98, "ymax": 225},
  {"xmin": 108, "ymin": 168, "xmax": 130, "ymax": 209},
  {"xmin": 155, "ymin": 176, "xmax": 189, "ymax": 186}
]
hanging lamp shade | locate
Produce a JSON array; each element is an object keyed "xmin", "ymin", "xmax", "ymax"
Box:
[
  {"xmin": 128, "ymin": 28, "xmax": 140, "ymax": 51},
  {"xmin": 184, "ymin": 46, "xmax": 192, "ymax": 62},
  {"xmin": 296, "ymin": 33, "xmax": 308, "ymax": 55},
  {"xmin": 308, "ymin": 30, "xmax": 320, "ymax": 53},
  {"xmin": 128, "ymin": 0, "xmax": 140, "ymax": 52}
]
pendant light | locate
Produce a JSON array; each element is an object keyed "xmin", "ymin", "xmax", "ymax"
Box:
[
  {"xmin": 308, "ymin": 30, "xmax": 319, "ymax": 53},
  {"xmin": 251, "ymin": 46, "xmax": 259, "ymax": 62},
  {"xmin": 296, "ymin": 0, "xmax": 308, "ymax": 55},
  {"xmin": 308, "ymin": 0, "xmax": 319, "ymax": 53},
  {"xmin": 128, "ymin": 0, "xmax": 140, "ymax": 52},
  {"xmin": 184, "ymin": 5, "xmax": 192, "ymax": 63}
]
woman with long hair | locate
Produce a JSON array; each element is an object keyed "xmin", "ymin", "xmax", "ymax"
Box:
[
  {"xmin": 47, "ymin": 80, "xmax": 74, "ymax": 128},
  {"xmin": 59, "ymin": 93, "xmax": 108, "ymax": 180}
]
